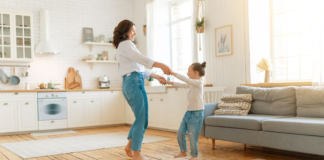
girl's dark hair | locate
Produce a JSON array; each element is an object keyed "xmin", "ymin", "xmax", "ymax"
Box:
[
  {"xmin": 113, "ymin": 20, "xmax": 135, "ymax": 48},
  {"xmin": 192, "ymin": 61, "xmax": 206, "ymax": 77}
]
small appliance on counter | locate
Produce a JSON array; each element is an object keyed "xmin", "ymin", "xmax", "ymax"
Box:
[{"xmin": 99, "ymin": 75, "xmax": 110, "ymax": 89}]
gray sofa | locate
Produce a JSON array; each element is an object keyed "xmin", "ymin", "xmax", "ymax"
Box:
[{"xmin": 201, "ymin": 86, "xmax": 324, "ymax": 156}]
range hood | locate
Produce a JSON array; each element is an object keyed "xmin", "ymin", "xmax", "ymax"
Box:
[{"xmin": 35, "ymin": 9, "xmax": 59, "ymax": 54}]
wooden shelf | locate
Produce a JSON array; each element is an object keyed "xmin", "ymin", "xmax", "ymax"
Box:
[
  {"xmin": 240, "ymin": 82, "xmax": 312, "ymax": 87},
  {"xmin": 82, "ymin": 59, "xmax": 117, "ymax": 70},
  {"xmin": 82, "ymin": 59, "xmax": 117, "ymax": 63},
  {"xmin": 83, "ymin": 42, "xmax": 113, "ymax": 52}
]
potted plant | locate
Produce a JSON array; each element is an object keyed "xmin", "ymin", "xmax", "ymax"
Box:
[
  {"xmin": 195, "ymin": 17, "xmax": 205, "ymax": 33},
  {"xmin": 147, "ymin": 77, "xmax": 153, "ymax": 86}
]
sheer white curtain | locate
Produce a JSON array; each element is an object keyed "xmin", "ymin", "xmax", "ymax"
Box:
[
  {"xmin": 146, "ymin": 0, "xmax": 155, "ymax": 60},
  {"xmin": 312, "ymin": 1, "xmax": 324, "ymax": 86}
]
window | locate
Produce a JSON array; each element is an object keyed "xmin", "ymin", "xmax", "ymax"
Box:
[
  {"xmin": 249, "ymin": 0, "xmax": 322, "ymax": 83},
  {"xmin": 170, "ymin": 0, "xmax": 193, "ymax": 76}
]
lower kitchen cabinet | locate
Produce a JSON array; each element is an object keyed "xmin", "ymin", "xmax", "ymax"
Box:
[
  {"xmin": 102, "ymin": 91, "xmax": 125, "ymax": 125},
  {"xmin": 85, "ymin": 98, "xmax": 102, "ymax": 126},
  {"xmin": 167, "ymin": 88, "xmax": 188, "ymax": 130},
  {"xmin": 0, "ymin": 102, "xmax": 17, "ymax": 133},
  {"xmin": 0, "ymin": 92, "xmax": 37, "ymax": 133},
  {"xmin": 67, "ymin": 99, "xmax": 86, "ymax": 128},
  {"xmin": 148, "ymin": 94, "xmax": 169, "ymax": 129},
  {"xmin": 124, "ymin": 88, "xmax": 188, "ymax": 131},
  {"xmin": 17, "ymin": 102, "xmax": 38, "ymax": 131}
]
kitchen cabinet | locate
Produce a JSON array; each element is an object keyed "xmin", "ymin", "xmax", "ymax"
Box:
[
  {"xmin": 67, "ymin": 92, "xmax": 102, "ymax": 127},
  {"xmin": 0, "ymin": 102, "xmax": 17, "ymax": 133},
  {"xmin": 0, "ymin": 10, "xmax": 34, "ymax": 62},
  {"xmin": 85, "ymin": 98, "xmax": 102, "ymax": 126},
  {"xmin": 167, "ymin": 88, "xmax": 188, "ymax": 130},
  {"xmin": 102, "ymin": 91, "xmax": 125, "ymax": 125},
  {"xmin": 0, "ymin": 92, "xmax": 37, "ymax": 133},
  {"xmin": 148, "ymin": 94, "xmax": 169, "ymax": 129},
  {"xmin": 124, "ymin": 88, "xmax": 188, "ymax": 131},
  {"xmin": 67, "ymin": 99, "xmax": 86, "ymax": 128},
  {"xmin": 17, "ymin": 101, "xmax": 38, "ymax": 131}
]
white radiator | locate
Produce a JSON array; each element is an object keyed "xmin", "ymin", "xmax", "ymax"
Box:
[{"xmin": 204, "ymin": 87, "xmax": 226, "ymax": 103}]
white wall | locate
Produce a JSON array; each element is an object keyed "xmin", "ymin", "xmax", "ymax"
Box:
[
  {"xmin": 204, "ymin": 0, "xmax": 249, "ymax": 94},
  {"xmin": 0, "ymin": 0, "xmax": 133, "ymax": 90}
]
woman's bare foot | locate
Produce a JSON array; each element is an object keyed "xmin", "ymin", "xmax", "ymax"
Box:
[
  {"xmin": 125, "ymin": 139, "xmax": 133, "ymax": 157},
  {"xmin": 189, "ymin": 156, "xmax": 198, "ymax": 160},
  {"xmin": 174, "ymin": 152, "xmax": 187, "ymax": 158}
]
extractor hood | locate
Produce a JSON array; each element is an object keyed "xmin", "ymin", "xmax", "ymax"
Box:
[{"xmin": 35, "ymin": 9, "xmax": 59, "ymax": 54}]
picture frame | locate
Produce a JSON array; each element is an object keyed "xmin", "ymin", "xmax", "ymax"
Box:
[
  {"xmin": 83, "ymin": 28, "xmax": 94, "ymax": 42},
  {"xmin": 215, "ymin": 25, "xmax": 233, "ymax": 56}
]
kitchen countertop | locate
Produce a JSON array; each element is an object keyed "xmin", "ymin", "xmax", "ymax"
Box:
[{"xmin": 0, "ymin": 84, "xmax": 213, "ymax": 92}]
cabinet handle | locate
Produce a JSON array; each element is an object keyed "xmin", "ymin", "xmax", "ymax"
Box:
[
  {"xmin": 25, "ymin": 102, "xmax": 29, "ymax": 105},
  {"xmin": 175, "ymin": 88, "xmax": 178, "ymax": 91},
  {"xmin": 111, "ymin": 91, "xmax": 114, "ymax": 93},
  {"xmin": 4, "ymin": 103, "xmax": 8, "ymax": 105},
  {"xmin": 150, "ymin": 99, "xmax": 153, "ymax": 101},
  {"xmin": 51, "ymin": 121, "xmax": 54, "ymax": 123},
  {"xmin": 82, "ymin": 91, "xmax": 85, "ymax": 94},
  {"xmin": 160, "ymin": 99, "xmax": 163, "ymax": 101},
  {"xmin": 74, "ymin": 101, "xmax": 77, "ymax": 103},
  {"xmin": 14, "ymin": 93, "xmax": 18, "ymax": 95},
  {"xmin": 91, "ymin": 100, "xmax": 94, "ymax": 103}
]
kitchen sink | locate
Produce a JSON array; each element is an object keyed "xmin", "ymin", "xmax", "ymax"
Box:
[{"xmin": 145, "ymin": 86, "xmax": 167, "ymax": 94}]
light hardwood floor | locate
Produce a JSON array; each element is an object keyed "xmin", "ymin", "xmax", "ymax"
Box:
[{"xmin": 0, "ymin": 125, "xmax": 323, "ymax": 160}]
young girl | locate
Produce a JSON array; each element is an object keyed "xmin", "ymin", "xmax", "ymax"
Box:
[{"xmin": 162, "ymin": 62, "xmax": 206, "ymax": 160}]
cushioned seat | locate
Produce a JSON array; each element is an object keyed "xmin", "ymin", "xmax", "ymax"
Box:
[
  {"xmin": 263, "ymin": 117, "xmax": 324, "ymax": 137},
  {"xmin": 205, "ymin": 114, "xmax": 289, "ymax": 131}
]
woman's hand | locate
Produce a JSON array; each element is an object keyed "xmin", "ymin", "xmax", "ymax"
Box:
[{"xmin": 153, "ymin": 62, "xmax": 173, "ymax": 75}]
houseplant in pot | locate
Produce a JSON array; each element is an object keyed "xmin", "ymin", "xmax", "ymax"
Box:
[{"xmin": 195, "ymin": 17, "xmax": 205, "ymax": 33}]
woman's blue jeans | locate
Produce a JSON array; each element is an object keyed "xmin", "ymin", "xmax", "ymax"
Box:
[
  {"xmin": 122, "ymin": 72, "xmax": 148, "ymax": 151},
  {"xmin": 177, "ymin": 110, "xmax": 204, "ymax": 157}
]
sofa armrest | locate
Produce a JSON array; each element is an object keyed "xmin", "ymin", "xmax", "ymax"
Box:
[{"xmin": 200, "ymin": 103, "xmax": 218, "ymax": 137}]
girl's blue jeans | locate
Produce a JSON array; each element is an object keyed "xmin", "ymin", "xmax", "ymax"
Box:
[
  {"xmin": 122, "ymin": 72, "xmax": 148, "ymax": 151},
  {"xmin": 177, "ymin": 110, "xmax": 204, "ymax": 157}
]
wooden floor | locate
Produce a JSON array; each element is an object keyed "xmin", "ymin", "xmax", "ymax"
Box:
[{"xmin": 0, "ymin": 125, "xmax": 323, "ymax": 160}]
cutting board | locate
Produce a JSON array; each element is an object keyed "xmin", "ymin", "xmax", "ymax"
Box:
[
  {"xmin": 66, "ymin": 67, "xmax": 76, "ymax": 89},
  {"xmin": 74, "ymin": 70, "xmax": 82, "ymax": 89}
]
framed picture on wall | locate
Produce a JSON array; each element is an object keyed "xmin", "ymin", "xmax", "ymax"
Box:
[
  {"xmin": 215, "ymin": 25, "xmax": 233, "ymax": 56},
  {"xmin": 83, "ymin": 28, "xmax": 94, "ymax": 42}
]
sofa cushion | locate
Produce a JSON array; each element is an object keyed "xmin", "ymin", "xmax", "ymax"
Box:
[
  {"xmin": 263, "ymin": 117, "xmax": 324, "ymax": 137},
  {"xmin": 214, "ymin": 94, "xmax": 252, "ymax": 116},
  {"xmin": 205, "ymin": 114, "xmax": 289, "ymax": 131},
  {"xmin": 236, "ymin": 86, "xmax": 296, "ymax": 116},
  {"xmin": 296, "ymin": 87, "xmax": 324, "ymax": 118}
]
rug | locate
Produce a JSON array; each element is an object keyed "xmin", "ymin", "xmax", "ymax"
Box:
[
  {"xmin": 31, "ymin": 130, "xmax": 77, "ymax": 136},
  {"xmin": 0, "ymin": 132, "xmax": 171, "ymax": 159}
]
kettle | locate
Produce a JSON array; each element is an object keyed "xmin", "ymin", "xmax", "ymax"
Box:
[{"xmin": 38, "ymin": 83, "xmax": 47, "ymax": 89}]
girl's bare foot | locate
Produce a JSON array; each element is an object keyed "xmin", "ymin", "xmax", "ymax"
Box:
[
  {"xmin": 125, "ymin": 139, "xmax": 133, "ymax": 157},
  {"xmin": 189, "ymin": 156, "xmax": 198, "ymax": 160},
  {"xmin": 174, "ymin": 152, "xmax": 187, "ymax": 158}
]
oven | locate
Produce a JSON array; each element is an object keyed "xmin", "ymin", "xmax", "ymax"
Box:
[{"xmin": 38, "ymin": 92, "xmax": 67, "ymax": 121}]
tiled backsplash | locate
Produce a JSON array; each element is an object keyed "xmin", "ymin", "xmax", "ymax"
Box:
[{"xmin": 0, "ymin": 0, "xmax": 134, "ymax": 89}]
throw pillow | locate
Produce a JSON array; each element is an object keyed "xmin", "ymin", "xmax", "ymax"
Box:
[{"xmin": 214, "ymin": 94, "xmax": 252, "ymax": 116}]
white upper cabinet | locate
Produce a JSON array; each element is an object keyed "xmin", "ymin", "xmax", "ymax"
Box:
[{"xmin": 0, "ymin": 10, "xmax": 33, "ymax": 62}]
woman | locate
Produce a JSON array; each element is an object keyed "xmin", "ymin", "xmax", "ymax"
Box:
[{"xmin": 113, "ymin": 19, "xmax": 172, "ymax": 160}]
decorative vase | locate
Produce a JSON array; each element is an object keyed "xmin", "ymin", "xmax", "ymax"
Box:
[
  {"xmin": 264, "ymin": 70, "xmax": 270, "ymax": 83},
  {"xmin": 143, "ymin": 26, "xmax": 147, "ymax": 36},
  {"xmin": 196, "ymin": 26, "xmax": 204, "ymax": 33}
]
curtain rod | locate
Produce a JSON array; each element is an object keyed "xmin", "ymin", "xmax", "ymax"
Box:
[{"xmin": 0, "ymin": 64, "xmax": 30, "ymax": 68}]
